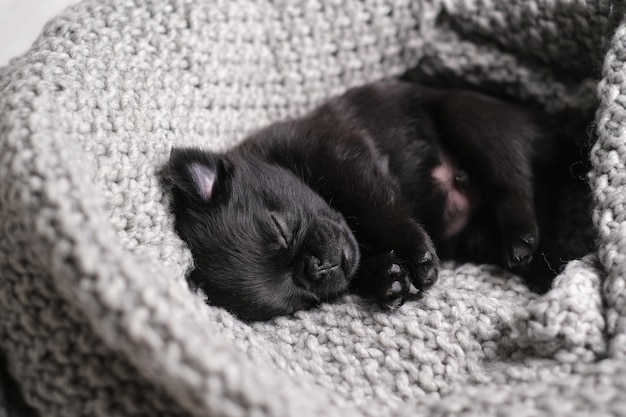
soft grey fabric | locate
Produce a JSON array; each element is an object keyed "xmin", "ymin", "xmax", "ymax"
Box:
[{"xmin": 1, "ymin": 0, "xmax": 625, "ymax": 416}]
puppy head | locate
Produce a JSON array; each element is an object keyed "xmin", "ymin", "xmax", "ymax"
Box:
[{"xmin": 168, "ymin": 147, "xmax": 360, "ymax": 321}]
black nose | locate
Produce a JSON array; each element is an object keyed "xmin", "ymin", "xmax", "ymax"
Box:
[{"xmin": 305, "ymin": 255, "xmax": 341, "ymax": 281}]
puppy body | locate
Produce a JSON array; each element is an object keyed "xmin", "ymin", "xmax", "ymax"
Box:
[{"xmin": 169, "ymin": 80, "xmax": 569, "ymax": 320}]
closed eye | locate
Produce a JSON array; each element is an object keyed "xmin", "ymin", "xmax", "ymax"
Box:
[{"xmin": 270, "ymin": 212, "xmax": 291, "ymax": 249}]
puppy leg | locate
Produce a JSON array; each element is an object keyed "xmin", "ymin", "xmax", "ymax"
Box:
[{"xmin": 434, "ymin": 91, "xmax": 548, "ymax": 269}]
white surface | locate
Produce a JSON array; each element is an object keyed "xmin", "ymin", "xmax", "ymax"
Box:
[{"xmin": 0, "ymin": 0, "xmax": 78, "ymax": 66}]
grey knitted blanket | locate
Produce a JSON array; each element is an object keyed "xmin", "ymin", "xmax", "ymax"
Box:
[{"xmin": 1, "ymin": 0, "xmax": 626, "ymax": 415}]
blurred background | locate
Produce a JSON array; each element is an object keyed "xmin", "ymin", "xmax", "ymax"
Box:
[{"xmin": 0, "ymin": 0, "xmax": 78, "ymax": 66}]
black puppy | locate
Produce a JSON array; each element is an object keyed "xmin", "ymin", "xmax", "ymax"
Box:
[{"xmin": 168, "ymin": 80, "xmax": 570, "ymax": 321}]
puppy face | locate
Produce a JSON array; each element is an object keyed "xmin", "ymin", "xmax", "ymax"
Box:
[{"xmin": 168, "ymin": 148, "xmax": 360, "ymax": 321}]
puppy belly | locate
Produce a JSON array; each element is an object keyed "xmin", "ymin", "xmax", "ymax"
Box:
[{"xmin": 431, "ymin": 154, "xmax": 473, "ymax": 239}]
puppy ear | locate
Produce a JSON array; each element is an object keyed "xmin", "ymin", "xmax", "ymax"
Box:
[{"xmin": 168, "ymin": 148, "xmax": 229, "ymax": 203}]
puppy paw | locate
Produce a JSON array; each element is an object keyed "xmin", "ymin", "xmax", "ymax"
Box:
[
  {"xmin": 496, "ymin": 198, "xmax": 539, "ymax": 270},
  {"xmin": 400, "ymin": 231, "xmax": 440, "ymax": 291},
  {"xmin": 410, "ymin": 249, "xmax": 439, "ymax": 290},
  {"xmin": 357, "ymin": 251, "xmax": 411, "ymax": 310},
  {"xmin": 505, "ymin": 231, "xmax": 538, "ymax": 269},
  {"xmin": 382, "ymin": 260, "xmax": 410, "ymax": 310}
]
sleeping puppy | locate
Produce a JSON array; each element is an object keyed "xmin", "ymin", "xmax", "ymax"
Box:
[{"xmin": 168, "ymin": 80, "xmax": 573, "ymax": 321}]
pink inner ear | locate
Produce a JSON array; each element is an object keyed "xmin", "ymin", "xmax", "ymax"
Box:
[{"xmin": 190, "ymin": 162, "xmax": 217, "ymax": 201}]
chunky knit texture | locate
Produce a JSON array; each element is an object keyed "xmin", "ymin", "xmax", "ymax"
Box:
[{"xmin": 0, "ymin": 0, "xmax": 625, "ymax": 416}]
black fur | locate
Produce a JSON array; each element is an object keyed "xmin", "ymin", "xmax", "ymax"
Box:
[{"xmin": 168, "ymin": 80, "xmax": 575, "ymax": 321}]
